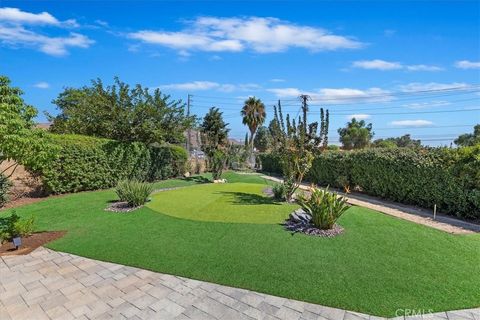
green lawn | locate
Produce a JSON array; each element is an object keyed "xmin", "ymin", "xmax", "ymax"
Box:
[
  {"xmin": 148, "ymin": 182, "xmax": 298, "ymax": 223},
  {"xmin": 2, "ymin": 172, "xmax": 479, "ymax": 316}
]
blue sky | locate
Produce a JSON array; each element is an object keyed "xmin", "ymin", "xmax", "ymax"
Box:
[{"xmin": 1, "ymin": 1, "xmax": 479, "ymax": 145}]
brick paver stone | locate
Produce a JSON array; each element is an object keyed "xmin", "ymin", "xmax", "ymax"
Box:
[{"xmin": 1, "ymin": 247, "xmax": 478, "ymax": 320}]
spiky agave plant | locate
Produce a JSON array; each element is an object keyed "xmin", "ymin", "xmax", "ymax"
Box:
[{"xmin": 296, "ymin": 187, "xmax": 349, "ymax": 230}]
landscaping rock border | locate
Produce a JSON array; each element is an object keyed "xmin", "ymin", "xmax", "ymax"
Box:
[
  {"xmin": 283, "ymin": 209, "xmax": 344, "ymax": 237},
  {"xmin": 105, "ymin": 201, "xmax": 141, "ymax": 213}
]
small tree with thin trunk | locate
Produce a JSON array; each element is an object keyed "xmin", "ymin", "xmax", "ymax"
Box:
[
  {"xmin": 273, "ymin": 95, "xmax": 329, "ymax": 202},
  {"xmin": 200, "ymin": 107, "xmax": 230, "ymax": 180}
]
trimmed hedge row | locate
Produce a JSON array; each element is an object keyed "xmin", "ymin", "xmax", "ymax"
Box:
[
  {"xmin": 259, "ymin": 147, "xmax": 480, "ymax": 219},
  {"xmin": 39, "ymin": 134, "xmax": 187, "ymax": 194}
]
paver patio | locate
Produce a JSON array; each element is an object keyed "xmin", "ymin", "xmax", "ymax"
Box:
[{"xmin": 1, "ymin": 247, "xmax": 478, "ymax": 320}]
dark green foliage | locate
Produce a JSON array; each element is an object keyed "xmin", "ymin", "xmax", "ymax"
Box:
[
  {"xmin": 271, "ymin": 183, "xmax": 286, "ymax": 200},
  {"xmin": 39, "ymin": 134, "xmax": 187, "ymax": 194},
  {"xmin": 258, "ymin": 153, "xmax": 282, "ymax": 174},
  {"xmin": 48, "ymin": 77, "xmax": 195, "ymax": 145},
  {"xmin": 297, "ymin": 187, "xmax": 349, "ymax": 229},
  {"xmin": 115, "ymin": 180, "xmax": 154, "ymax": 206},
  {"xmin": 373, "ymin": 134, "xmax": 422, "ymax": 148},
  {"xmin": 253, "ymin": 126, "xmax": 271, "ymax": 152},
  {"xmin": 454, "ymin": 124, "xmax": 480, "ymax": 147},
  {"xmin": 308, "ymin": 147, "xmax": 480, "ymax": 219},
  {"xmin": 261, "ymin": 147, "xmax": 480, "ymax": 219},
  {"xmin": 0, "ymin": 174, "xmax": 12, "ymax": 207},
  {"xmin": 0, "ymin": 211, "xmax": 35, "ymax": 242},
  {"xmin": 337, "ymin": 118, "xmax": 374, "ymax": 149},
  {"xmin": 200, "ymin": 107, "xmax": 230, "ymax": 180}
]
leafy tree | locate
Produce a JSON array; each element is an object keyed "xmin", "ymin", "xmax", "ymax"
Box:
[
  {"xmin": 454, "ymin": 124, "xmax": 480, "ymax": 147},
  {"xmin": 338, "ymin": 118, "xmax": 374, "ymax": 150},
  {"xmin": 241, "ymin": 97, "xmax": 266, "ymax": 148},
  {"xmin": 48, "ymin": 77, "xmax": 195, "ymax": 144},
  {"xmin": 253, "ymin": 126, "xmax": 271, "ymax": 152},
  {"xmin": 372, "ymin": 139, "xmax": 397, "ymax": 148},
  {"xmin": 200, "ymin": 108, "xmax": 230, "ymax": 180},
  {"xmin": 0, "ymin": 76, "xmax": 57, "ymax": 176},
  {"xmin": 268, "ymin": 118, "xmax": 282, "ymax": 151},
  {"xmin": 273, "ymin": 96, "xmax": 329, "ymax": 201},
  {"xmin": 373, "ymin": 134, "xmax": 421, "ymax": 148}
]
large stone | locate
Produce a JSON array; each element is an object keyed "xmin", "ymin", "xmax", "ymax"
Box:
[{"xmin": 289, "ymin": 209, "xmax": 312, "ymax": 223}]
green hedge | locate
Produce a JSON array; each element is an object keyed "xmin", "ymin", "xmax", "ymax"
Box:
[
  {"xmin": 39, "ymin": 134, "xmax": 187, "ymax": 194},
  {"xmin": 260, "ymin": 147, "xmax": 480, "ymax": 219}
]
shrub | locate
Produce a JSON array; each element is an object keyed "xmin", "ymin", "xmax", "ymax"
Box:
[
  {"xmin": 38, "ymin": 134, "xmax": 187, "ymax": 194},
  {"xmin": 115, "ymin": 180, "xmax": 154, "ymax": 207},
  {"xmin": 271, "ymin": 183, "xmax": 286, "ymax": 200},
  {"xmin": 0, "ymin": 211, "xmax": 35, "ymax": 242},
  {"xmin": 297, "ymin": 187, "xmax": 349, "ymax": 230},
  {"xmin": 258, "ymin": 153, "xmax": 282, "ymax": 174},
  {"xmin": 0, "ymin": 174, "xmax": 12, "ymax": 207}
]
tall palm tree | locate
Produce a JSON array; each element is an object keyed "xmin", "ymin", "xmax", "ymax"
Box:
[{"xmin": 241, "ymin": 97, "xmax": 266, "ymax": 148}]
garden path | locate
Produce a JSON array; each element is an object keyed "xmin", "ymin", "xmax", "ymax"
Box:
[{"xmin": 1, "ymin": 247, "xmax": 479, "ymax": 320}]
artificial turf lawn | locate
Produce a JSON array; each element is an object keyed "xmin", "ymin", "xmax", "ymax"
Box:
[
  {"xmin": 2, "ymin": 172, "xmax": 479, "ymax": 316},
  {"xmin": 148, "ymin": 182, "xmax": 298, "ymax": 223}
]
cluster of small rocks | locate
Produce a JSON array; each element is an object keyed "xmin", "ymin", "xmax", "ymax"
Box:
[
  {"xmin": 105, "ymin": 201, "xmax": 141, "ymax": 213},
  {"xmin": 283, "ymin": 209, "xmax": 344, "ymax": 237}
]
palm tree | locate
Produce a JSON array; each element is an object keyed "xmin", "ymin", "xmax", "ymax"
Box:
[{"xmin": 241, "ymin": 97, "xmax": 266, "ymax": 149}]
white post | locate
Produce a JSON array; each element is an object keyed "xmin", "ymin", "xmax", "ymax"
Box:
[{"xmin": 433, "ymin": 204, "xmax": 437, "ymax": 220}]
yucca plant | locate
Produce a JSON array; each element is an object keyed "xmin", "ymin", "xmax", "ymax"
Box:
[
  {"xmin": 115, "ymin": 180, "xmax": 154, "ymax": 207},
  {"xmin": 296, "ymin": 187, "xmax": 349, "ymax": 230}
]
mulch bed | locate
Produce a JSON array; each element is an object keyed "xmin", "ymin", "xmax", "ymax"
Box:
[{"xmin": 0, "ymin": 231, "xmax": 66, "ymax": 256}]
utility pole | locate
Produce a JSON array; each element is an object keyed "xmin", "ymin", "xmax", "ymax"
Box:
[{"xmin": 186, "ymin": 94, "xmax": 192, "ymax": 154}]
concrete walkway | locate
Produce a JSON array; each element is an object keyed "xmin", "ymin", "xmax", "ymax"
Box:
[
  {"xmin": 260, "ymin": 175, "xmax": 480, "ymax": 235},
  {"xmin": 1, "ymin": 248, "xmax": 479, "ymax": 320}
]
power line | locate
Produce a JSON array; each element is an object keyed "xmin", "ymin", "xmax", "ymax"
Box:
[
  {"xmin": 374, "ymin": 124, "xmax": 476, "ymax": 130},
  {"xmin": 191, "ymin": 84, "xmax": 480, "ymax": 103},
  {"xmin": 321, "ymin": 108, "xmax": 480, "ymax": 116}
]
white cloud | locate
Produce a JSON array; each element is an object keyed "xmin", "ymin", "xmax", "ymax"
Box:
[
  {"xmin": 455, "ymin": 60, "xmax": 480, "ymax": 69},
  {"xmin": 0, "ymin": 7, "xmax": 78, "ymax": 27},
  {"xmin": 0, "ymin": 7, "xmax": 59, "ymax": 25},
  {"xmin": 403, "ymin": 100, "xmax": 450, "ymax": 109},
  {"xmin": 0, "ymin": 8, "xmax": 91, "ymax": 56},
  {"xmin": 353, "ymin": 60, "xmax": 442, "ymax": 72},
  {"xmin": 406, "ymin": 64, "xmax": 443, "ymax": 71},
  {"xmin": 0, "ymin": 25, "xmax": 93, "ymax": 56},
  {"xmin": 128, "ymin": 16, "xmax": 363, "ymax": 55},
  {"xmin": 267, "ymin": 87, "xmax": 304, "ymax": 98},
  {"xmin": 390, "ymin": 120, "xmax": 433, "ymax": 127},
  {"xmin": 158, "ymin": 81, "xmax": 261, "ymax": 92},
  {"xmin": 399, "ymin": 82, "xmax": 468, "ymax": 92},
  {"xmin": 267, "ymin": 87, "xmax": 393, "ymax": 104},
  {"xmin": 33, "ymin": 81, "xmax": 49, "ymax": 89},
  {"xmin": 352, "ymin": 59, "xmax": 402, "ymax": 70},
  {"xmin": 347, "ymin": 114, "xmax": 371, "ymax": 120},
  {"xmin": 317, "ymin": 87, "xmax": 392, "ymax": 103},
  {"xmin": 270, "ymin": 78, "xmax": 285, "ymax": 83}
]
